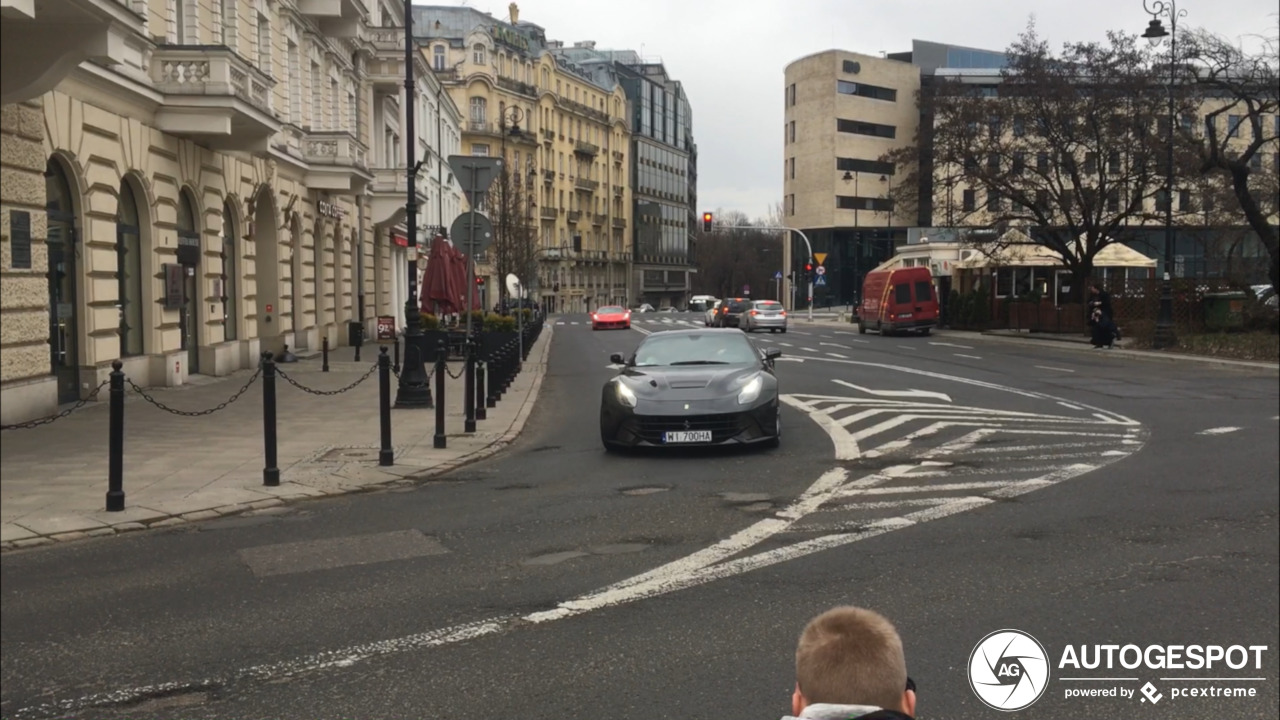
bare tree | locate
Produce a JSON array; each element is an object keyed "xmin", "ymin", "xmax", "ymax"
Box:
[
  {"xmin": 487, "ymin": 157, "xmax": 540, "ymax": 306},
  {"xmin": 1181, "ymin": 28, "xmax": 1280, "ymax": 290},
  {"xmin": 884, "ymin": 23, "xmax": 1200, "ymax": 297},
  {"xmin": 691, "ymin": 209, "xmax": 787, "ymax": 299}
]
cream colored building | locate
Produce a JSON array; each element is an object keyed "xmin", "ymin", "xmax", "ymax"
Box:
[
  {"xmin": 781, "ymin": 48, "xmax": 921, "ymax": 307},
  {"xmin": 414, "ymin": 4, "xmax": 633, "ymax": 313},
  {"xmin": 0, "ymin": 0, "xmax": 462, "ymax": 425}
]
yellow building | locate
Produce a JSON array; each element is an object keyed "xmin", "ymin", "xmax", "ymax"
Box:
[
  {"xmin": 0, "ymin": 0, "xmax": 462, "ymax": 425},
  {"xmin": 414, "ymin": 4, "xmax": 633, "ymax": 313}
]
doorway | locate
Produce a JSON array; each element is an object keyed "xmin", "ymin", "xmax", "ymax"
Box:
[
  {"xmin": 46, "ymin": 160, "xmax": 80, "ymax": 404},
  {"xmin": 181, "ymin": 264, "xmax": 199, "ymax": 372}
]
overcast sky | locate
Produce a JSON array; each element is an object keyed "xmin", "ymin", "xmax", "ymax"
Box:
[{"xmin": 426, "ymin": 0, "xmax": 1277, "ymax": 220}]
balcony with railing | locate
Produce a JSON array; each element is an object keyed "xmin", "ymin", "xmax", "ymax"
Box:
[
  {"xmin": 304, "ymin": 131, "xmax": 372, "ymax": 194},
  {"xmin": 540, "ymin": 127, "xmax": 555, "ymax": 143},
  {"xmin": 496, "ymin": 75, "xmax": 538, "ymax": 97},
  {"xmin": 592, "ymin": 214, "xmax": 607, "ymax": 226},
  {"xmin": 150, "ymin": 47, "xmax": 280, "ymax": 152},
  {"xmin": 567, "ymin": 210, "xmax": 582, "ymax": 223},
  {"xmin": 575, "ymin": 177, "xmax": 599, "ymax": 192},
  {"xmin": 613, "ymin": 185, "xmax": 624, "ymax": 197},
  {"xmin": 543, "ymin": 169, "xmax": 555, "ymax": 184},
  {"xmin": 540, "ymin": 207, "xmax": 558, "ymax": 220},
  {"xmin": 612, "ymin": 150, "xmax": 625, "ymax": 163},
  {"xmin": 465, "ymin": 119, "xmax": 537, "ymax": 145},
  {"xmin": 574, "ymin": 140, "xmax": 599, "ymax": 156},
  {"xmin": 613, "ymin": 217, "xmax": 627, "ymax": 229}
]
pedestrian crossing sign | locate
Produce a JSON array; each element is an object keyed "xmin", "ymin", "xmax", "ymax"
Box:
[{"xmin": 814, "ymin": 275, "xmax": 827, "ymax": 287}]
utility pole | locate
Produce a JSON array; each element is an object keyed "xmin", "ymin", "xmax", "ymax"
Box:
[{"xmin": 394, "ymin": 1, "xmax": 431, "ymax": 407}]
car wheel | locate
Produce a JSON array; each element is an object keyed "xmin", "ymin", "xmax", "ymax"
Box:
[
  {"xmin": 858, "ymin": 322, "xmax": 867, "ymax": 335},
  {"xmin": 780, "ymin": 328, "xmax": 787, "ymax": 334}
]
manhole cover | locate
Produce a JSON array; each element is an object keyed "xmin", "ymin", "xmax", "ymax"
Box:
[
  {"xmin": 319, "ymin": 447, "xmax": 380, "ymax": 462},
  {"xmin": 621, "ymin": 485, "xmax": 670, "ymax": 496}
]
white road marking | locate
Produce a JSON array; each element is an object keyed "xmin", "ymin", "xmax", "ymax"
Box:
[
  {"xmin": 954, "ymin": 353, "xmax": 983, "ymax": 360},
  {"xmin": 929, "ymin": 341, "xmax": 975, "ymax": 349},
  {"xmin": 819, "ymin": 342, "xmax": 846, "ymax": 348},
  {"xmin": 775, "ymin": 357, "xmax": 806, "ymax": 363},
  {"xmin": 898, "ymin": 345, "xmax": 918, "ymax": 350},
  {"xmin": 1197, "ymin": 426, "xmax": 1242, "ymax": 435},
  {"xmin": 1057, "ymin": 401, "xmax": 1084, "ymax": 410},
  {"xmin": 778, "ymin": 342, "xmax": 794, "ymax": 347},
  {"xmin": 827, "ymin": 353, "xmax": 850, "ymax": 359},
  {"xmin": 1038, "ymin": 366, "xmax": 1077, "ymax": 373},
  {"xmin": 800, "ymin": 347, "xmax": 817, "ymax": 352},
  {"xmin": 17, "ymin": 357, "xmax": 1145, "ymax": 720},
  {"xmin": 831, "ymin": 380, "xmax": 953, "ymax": 403}
]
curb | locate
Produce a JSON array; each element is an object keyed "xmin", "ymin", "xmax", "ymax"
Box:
[
  {"xmin": 0, "ymin": 324, "xmax": 556, "ymax": 554},
  {"xmin": 973, "ymin": 330, "xmax": 1279, "ymax": 371}
]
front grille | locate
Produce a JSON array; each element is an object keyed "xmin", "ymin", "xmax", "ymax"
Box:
[{"xmin": 633, "ymin": 413, "xmax": 745, "ymax": 443}]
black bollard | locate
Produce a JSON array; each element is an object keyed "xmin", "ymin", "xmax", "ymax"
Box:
[
  {"xmin": 433, "ymin": 341, "xmax": 447, "ymax": 449},
  {"xmin": 322, "ymin": 336, "xmax": 330, "ymax": 372},
  {"xmin": 475, "ymin": 360, "xmax": 487, "ymax": 421},
  {"xmin": 378, "ymin": 347, "xmax": 393, "ymax": 466},
  {"xmin": 105, "ymin": 360, "xmax": 125, "ymax": 511},
  {"xmin": 262, "ymin": 351, "xmax": 280, "ymax": 486},
  {"xmin": 393, "ymin": 337, "xmax": 401, "ymax": 374},
  {"xmin": 463, "ymin": 338, "xmax": 476, "ymax": 433}
]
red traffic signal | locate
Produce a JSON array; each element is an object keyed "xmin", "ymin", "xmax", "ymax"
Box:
[
  {"xmin": 702, "ymin": 212, "xmax": 713, "ymax": 232},
  {"xmin": 804, "ymin": 262, "xmax": 813, "ymax": 273},
  {"xmin": 475, "ymin": 276, "xmax": 485, "ymax": 286}
]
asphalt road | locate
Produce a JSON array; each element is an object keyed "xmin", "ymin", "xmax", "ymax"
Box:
[{"xmin": 2, "ymin": 313, "xmax": 1277, "ymax": 720}]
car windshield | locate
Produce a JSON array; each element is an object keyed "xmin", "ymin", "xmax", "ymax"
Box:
[
  {"xmin": 597, "ymin": 306, "xmax": 625, "ymax": 314},
  {"xmin": 633, "ymin": 333, "xmax": 759, "ymax": 367}
]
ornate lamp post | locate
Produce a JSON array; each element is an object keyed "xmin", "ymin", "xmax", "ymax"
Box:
[
  {"xmin": 395, "ymin": 1, "xmax": 431, "ymax": 407},
  {"xmin": 1141, "ymin": 0, "xmax": 1186, "ymax": 349}
]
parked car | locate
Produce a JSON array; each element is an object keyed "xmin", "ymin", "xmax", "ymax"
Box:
[
  {"xmin": 703, "ymin": 300, "xmax": 723, "ymax": 326},
  {"xmin": 741, "ymin": 300, "xmax": 788, "ymax": 333},
  {"xmin": 715, "ymin": 298, "xmax": 753, "ymax": 328},
  {"xmin": 857, "ymin": 266, "xmax": 939, "ymax": 335},
  {"xmin": 632, "ymin": 303, "xmax": 655, "ymax": 313}
]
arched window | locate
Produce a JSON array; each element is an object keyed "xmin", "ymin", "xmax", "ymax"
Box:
[
  {"xmin": 116, "ymin": 181, "xmax": 144, "ymax": 356},
  {"xmin": 433, "ymin": 45, "xmax": 445, "ymax": 71},
  {"xmin": 46, "ymin": 159, "xmax": 80, "ymax": 402},
  {"xmin": 222, "ymin": 201, "xmax": 238, "ymax": 340},
  {"xmin": 469, "ymin": 96, "xmax": 486, "ymax": 125},
  {"xmin": 472, "ymin": 43, "xmax": 485, "ymax": 66}
]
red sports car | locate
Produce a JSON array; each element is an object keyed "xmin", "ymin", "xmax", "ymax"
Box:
[{"xmin": 592, "ymin": 305, "xmax": 631, "ymax": 330}]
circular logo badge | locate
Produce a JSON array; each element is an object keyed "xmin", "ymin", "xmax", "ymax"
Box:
[{"xmin": 968, "ymin": 629, "xmax": 1050, "ymax": 712}]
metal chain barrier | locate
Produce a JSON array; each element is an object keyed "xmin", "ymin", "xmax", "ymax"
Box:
[
  {"xmin": 275, "ymin": 361, "xmax": 378, "ymax": 396},
  {"xmin": 126, "ymin": 369, "xmax": 261, "ymax": 417},
  {"xmin": 0, "ymin": 380, "xmax": 111, "ymax": 430},
  {"xmin": 444, "ymin": 361, "xmax": 466, "ymax": 380}
]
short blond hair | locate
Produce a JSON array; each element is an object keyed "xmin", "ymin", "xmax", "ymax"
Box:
[{"xmin": 795, "ymin": 606, "xmax": 908, "ymax": 709}]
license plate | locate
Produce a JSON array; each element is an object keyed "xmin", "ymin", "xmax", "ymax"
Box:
[{"xmin": 663, "ymin": 430, "xmax": 712, "ymax": 443}]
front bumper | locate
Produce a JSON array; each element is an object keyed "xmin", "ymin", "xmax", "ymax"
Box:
[
  {"xmin": 593, "ymin": 318, "xmax": 631, "ymax": 329},
  {"xmin": 601, "ymin": 399, "xmax": 778, "ymax": 447}
]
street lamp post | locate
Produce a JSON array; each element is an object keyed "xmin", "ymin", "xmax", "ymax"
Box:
[
  {"xmin": 394, "ymin": 1, "xmax": 431, "ymax": 407},
  {"xmin": 1142, "ymin": 0, "xmax": 1185, "ymax": 349}
]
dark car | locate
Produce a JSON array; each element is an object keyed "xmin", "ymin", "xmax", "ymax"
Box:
[
  {"xmin": 600, "ymin": 329, "xmax": 783, "ymax": 451},
  {"xmin": 715, "ymin": 297, "xmax": 752, "ymax": 327}
]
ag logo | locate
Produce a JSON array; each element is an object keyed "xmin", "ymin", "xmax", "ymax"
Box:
[{"xmin": 969, "ymin": 629, "xmax": 1050, "ymax": 711}]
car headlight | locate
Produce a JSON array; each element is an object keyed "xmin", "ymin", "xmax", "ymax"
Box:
[
  {"xmin": 616, "ymin": 380, "xmax": 637, "ymax": 407},
  {"xmin": 737, "ymin": 375, "xmax": 763, "ymax": 405}
]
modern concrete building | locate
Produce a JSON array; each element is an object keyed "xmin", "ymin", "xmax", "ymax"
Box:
[
  {"xmin": 784, "ymin": 39, "xmax": 1276, "ymax": 309},
  {"xmin": 553, "ymin": 46, "xmax": 697, "ymax": 309},
  {"xmin": 0, "ymin": 0, "xmax": 463, "ymax": 425},
  {"xmin": 413, "ymin": 4, "xmax": 634, "ymax": 313}
]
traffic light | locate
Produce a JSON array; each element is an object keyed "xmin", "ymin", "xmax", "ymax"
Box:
[
  {"xmin": 475, "ymin": 276, "xmax": 485, "ymax": 287},
  {"xmin": 702, "ymin": 212, "xmax": 713, "ymax": 232},
  {"xmin": 804, "ymin": 261, "xmax": 814, "ymax": 281}
]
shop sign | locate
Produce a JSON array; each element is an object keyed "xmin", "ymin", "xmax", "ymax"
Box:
[{"xmin": 317, "ymin": 200, "xmax": 347, "ymax": 220}]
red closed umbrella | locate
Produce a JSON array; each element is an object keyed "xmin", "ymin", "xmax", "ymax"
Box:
[{"xmin": 420, "ymin": 235, "xmax": 457, "ymax": 315}]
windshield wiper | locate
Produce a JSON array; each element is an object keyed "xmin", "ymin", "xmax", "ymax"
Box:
[{"xmin": 668, "ymin": 360, "xmax": 730, "ymax": 365}]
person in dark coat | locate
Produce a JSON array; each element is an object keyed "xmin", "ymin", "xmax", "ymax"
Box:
[{"xmin": 1088, "ymin": 283, "xmax": 1118, "ymax": 348}]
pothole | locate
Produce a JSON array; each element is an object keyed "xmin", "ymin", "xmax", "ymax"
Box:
[
  {"xmin": 589, "ymin": 543, "xmax": 649, "ymax": 555},
  {"xmin": 721, "ymin": 492, "xmax": 771, "ymax": 504},
  {"xmin": 620, "ymin": 485, "xmax": 671, "ymax": 496}
]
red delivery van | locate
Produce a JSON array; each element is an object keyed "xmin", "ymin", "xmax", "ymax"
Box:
[{"xmin": 857, "ymin": 266, "xmax": 939, "ymax": 335}]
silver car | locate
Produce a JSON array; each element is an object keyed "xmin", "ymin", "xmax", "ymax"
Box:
[
  {"xmin": 703, "ymin": 299, "xmax": 722, "ymax": 326},
  {"xmin": 742, "ymin": 300, "xmax": 788, "ymax": 333}
]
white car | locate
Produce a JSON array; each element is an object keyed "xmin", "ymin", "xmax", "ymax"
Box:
[{"xmin": 703, "ymin": 300, "xmax": 723, "ymax": 326}]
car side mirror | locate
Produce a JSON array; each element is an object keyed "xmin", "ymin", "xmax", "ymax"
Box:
[
  {"xmin": 764, "ymin": 347, "xmax": 782, "ymax": 360},
  {"xmin": 610, "ymin": 352, "xmax": 625, "ymax": 364}
]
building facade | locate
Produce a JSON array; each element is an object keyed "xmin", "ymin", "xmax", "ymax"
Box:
[
  {"xmin": 412, "ymin": 4, "xmax": 634, "ymax": 313},
  {"xmin": 553, "ymin": 47, "xmax": 697, "ymax": 310},
  {"xmin": 0, "ymin": 0, "xmax": 461, "ymax": 425},
  {"xmin": 783, "ymin": 39, "xmax": 1277, "ymax": 308}
]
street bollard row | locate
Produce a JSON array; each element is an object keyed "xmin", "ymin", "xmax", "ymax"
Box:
[{"xmin": 102, "ymin": 318, "xmax": 543, "ymax": 512}]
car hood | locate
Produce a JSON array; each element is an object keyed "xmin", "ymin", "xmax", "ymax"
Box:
[{"xmin": 619, "ymin": 364, "xmax": 762, "ymax": 400}]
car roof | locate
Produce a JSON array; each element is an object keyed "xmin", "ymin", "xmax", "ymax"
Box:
[{"xmin": 642, "ymin": 328, "xmax": 745, "ymax": 338}]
